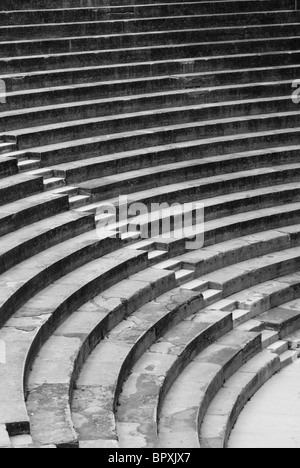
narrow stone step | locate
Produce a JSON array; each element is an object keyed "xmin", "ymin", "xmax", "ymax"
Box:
[
  {"xmin": 261, "ymin": 330, "xmax": 280, "ymax": 348},
  {"xmin": 0, "ymin": 155, "xmax": 18, "ymax": 178},
  {"xmin": 0, "ymin": 142, "xmax": 16, "ymax": 155},
  {"xmin": 202, "ymin": 289, "xmax": 223, "ymax": 307}
]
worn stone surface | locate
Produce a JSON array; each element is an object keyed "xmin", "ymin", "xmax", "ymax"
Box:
[{"xmin": 229, "ymin": 360, "xmax": 300, "ymax": 448}]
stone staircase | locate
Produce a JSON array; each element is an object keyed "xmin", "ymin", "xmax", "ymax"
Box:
[{"xmin": 0, "ymin": 0, "xmax": 300, "ymax": 449}]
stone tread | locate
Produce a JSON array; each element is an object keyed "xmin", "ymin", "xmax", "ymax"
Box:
[
  {"xmin": 153, "ymin": 201, "xmax": 300, "ymax": 253},
  {"xmin": 2, "ymin": 24, "xmax": 300, "ymax": 59},
  {"xmin": 0, "ymin": 2, "xmax": 293, "ymax": 25},
  {"xmin": 1, "ymin": 267, "xmax": 173, "ymax": 446},
  {"xmin": 0, "ymin": 90, "xmax": 294, "ymax": 131},
  {"xmin": 2, "ymin": 63, "xmax": 300, "ymax": 97},
  {"xmin": 2, "ymin": 42, "xmax": 300, "ymax": 78},
  {"xmin": 0, "ymin": 210, "xmax": 96, "ymax": 274},
  {"xmin": 56, "ymin": 148, "xmax": 300, "ymax": 189},
  {"xmin": 199, "ymin": 351, "xmax": 281, "ymax": 448}
]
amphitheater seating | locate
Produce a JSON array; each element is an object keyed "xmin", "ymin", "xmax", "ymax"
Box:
[{"xmin": 0, "ymin": 0, "xmax": 300, "ymax": 449}]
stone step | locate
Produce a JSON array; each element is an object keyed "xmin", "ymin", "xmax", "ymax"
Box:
[
  {"xmin": 3, "ymin": 24, "xmax": 300, "ymax": 58},
  {"xmin": 159, "ymin": 329, "xmax": 262, "ymax": 448},
  {"xmin": 18, "ymin": 159, "xmax": 40, "ymax": 172},
  {"xmin": 1, "ymin": 1, "xmax": 292, "ymax": 26},
  {"xmin": 283, "ymin": 350, "xmax": 300, "ymax": 364},
  {"xmin": 155, "ymin": 201, "xmax": 300, "ymax": 259},
  {"xmin": 3, "ymin": 97, "xmax": 297, "ymax": 151},
  {"xmin": 148, "ymin": 250, "xmax": 169, "ymax": 265},
  {"xmin": 78, "ymin": 159, "xmax": 300, "ymax": 204},
  {"xmin": 14, "ymin": 123, "xmax": 300, "ymax": 171},
  {"xmin": 90, "ymin": 180, "xmax": 291, "ymax": 245},
  {"xmin": 116, "ymin": 308, "xmax": 232, "ymax": 447},
  {"xmin": 0, "ymin": 191, "xmax": 69, "ymax": 237},
  {"xmin": 69, "ymin": 194, "xmax": 91, "ymax": 210},
  {"xmin": 90, "ymin": 185, "xmax": 300, "ymax": 255},
  {"xmin": 79, "ymin": 158, "xmax": 300, "ymax": 216},
  {"xmin": 54, "ymin": 144, "xmax": 300, "ymax": 192},
  {"xmin": 0, "ymin": 247, "xmax": 149, "ymax": 437},
  {"xmin": 3, "ymin": 58, "xmax": 300, "ymax": 96},
  {"xmin": 0, "ymin": 81, "xmax": 295, "ymax": 129},
  {"xmin": 199, "ymin": 246, "xmax": 300, "ymax": 298},
  {"xmin": 261, "ymin": 330, "xmax": 280, "ymax": 348},
  {"xmin": 0, "ymin": 228, "xmax": 128, "ymax": 330},
  {"xmin": 199, "ymin": 351, "xmax": 281, "ymax": 448},
  {"xmin": 75, "ymin": 303, "xmax": 230, "ymax": 447},
  {"xmin": 0, "ymin": 173, "xmax": 44, "ymax": 206},
  {"xmin": 225, "ymin": 274, "xmax": 300, "ymax": 326},
  {"xmin": 286, "ymin": 329, "xmax": 300, "ymax": 350},
  {"xmin": 0, "ymin": 210, "xmax": 95, "ymax": 275},
  {"xmin": 258, "ymin": 303, "xmax": 300, "ymax": 338},
  {"xmin": 1, "ymin": 12, "xmax": 300, "ymax": 41},
  {"xmin": 2, "ymin": 37, "xmax": 300, "ymax": 75}
]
